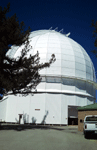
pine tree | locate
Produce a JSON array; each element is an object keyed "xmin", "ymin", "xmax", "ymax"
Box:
[
  {"xmin": 91, "ymin": 20, "xmax": 97, "ymax": 56},
  {"xmin": 0, "ymin": 3, "xmax": 55, "ymax": 98}
]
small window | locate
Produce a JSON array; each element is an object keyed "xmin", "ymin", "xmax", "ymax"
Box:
[{"xmin": 35, "ymin": 109, "xmax": 40, "ymax": 111}]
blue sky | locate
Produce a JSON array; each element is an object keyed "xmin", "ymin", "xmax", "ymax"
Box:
[{"xmin": 1, "ymin": 0, "xmax": 97, "ymax": 101}]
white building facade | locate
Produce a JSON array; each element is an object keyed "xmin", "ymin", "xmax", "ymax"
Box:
[{"xmin": 0, "ymin": 30, "xmax": 97, "ymax": 125}]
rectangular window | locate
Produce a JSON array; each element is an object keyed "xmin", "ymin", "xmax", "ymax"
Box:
[{"xmin": 86, "ymin": 116, "xmax": 97, "ymax": 121}]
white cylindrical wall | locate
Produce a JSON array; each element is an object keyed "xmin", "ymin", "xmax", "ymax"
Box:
[{"xmin": 0, "ymin": 98, "xmax": 7, "ymax": 122}]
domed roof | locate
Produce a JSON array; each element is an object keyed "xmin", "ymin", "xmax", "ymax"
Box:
[{"xmin": 7, "ymin": 29, "xmax": 96, "ymax": 82}]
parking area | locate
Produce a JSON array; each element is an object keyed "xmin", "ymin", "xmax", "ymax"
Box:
[{"xmin": 0, "ymin": 125, "xmax": 97, "ymax": 150}]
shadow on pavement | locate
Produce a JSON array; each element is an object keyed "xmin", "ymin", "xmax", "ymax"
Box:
[
  {"xmin": 0, "ymin": 124, "xmax": 66, "ymax": 131},
  {"xmin": 86, "ymin": 134, "xmax": 97, "ymax": 140},
  {"xmin": 67, "ymin": 128, "xmax": 78, "ymax": 130}
]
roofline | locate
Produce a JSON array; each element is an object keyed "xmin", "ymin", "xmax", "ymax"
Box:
[
  {"xmin": 78, "ymin": 109, "xmax": 97, "ymax": 111},
  {"xmin": 77, "ymin": 103, "xmax": 97, "ymax": 110}
]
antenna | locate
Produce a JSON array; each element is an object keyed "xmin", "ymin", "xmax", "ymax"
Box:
[
  {"xmin": 66, "ymin": 32, "xmax": 71, "ymax": 37},
  {"xmin": 54, "ymin": 27, "xmax": 58, "ymax": 31},
  {"xmin": 59, "ymin": 29, "xmax": 64, "ymax": 33},
  {"xmin": 49, "ymin": 27, "xmax": 53, "ymax": 30}
]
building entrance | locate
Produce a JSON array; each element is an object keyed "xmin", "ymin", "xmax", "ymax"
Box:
[
  {"xmin": 68, "ymin": 105, "xmax": 78, "ymax": 125},
  {"xmin": 68, "ymin": 117, "xmax": 78, "ymax": 125}
]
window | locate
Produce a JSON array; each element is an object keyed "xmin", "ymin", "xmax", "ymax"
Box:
[{"xmin": 86, "ymin": 116, "xmax": 97, "ymax": 121}]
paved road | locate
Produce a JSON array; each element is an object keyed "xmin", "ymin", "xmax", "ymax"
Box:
[{"xmin": 0, "ymin": 126, "xmax": 97, "ymax": 150}]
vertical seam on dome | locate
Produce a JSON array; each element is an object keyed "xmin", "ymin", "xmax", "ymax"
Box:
[
  {"xmin": 32, "ymin": 31, "xmax": 49, "ymax": 52},
  {"xmin": 46, "ymin": 31, "xmax": 52, "ymax": 76},
  {"xmin": 78, "ymin": 44, "xmax": 96, "ymax": 82},
  {"xmin": 91, "ymin": 61, "xmax": 96, "ymax": 82},
  {"xmin": 65, "ymin": 37, "xmax": 76, "ymax": 78},
  {"xmin": 43, "ymin": 31, "xmax": 52, "ymax": 115},
  {"xmin": 78, "ymin": 44, "xmax": 87, "ymax": 81},
  {"xmin": 66, "ymin": 37, "xmax": 76, "ymax": 95},
  {"xmin": 55, "ymin": 32, "xmax": 61, "ymax": 75},
  {"xmin": 44, "ymin": 31, "xmax": 52, "ymax": 101},
  {"xmin": 55, "ymin": 32, "xmax": 62, "ymax": 124}
]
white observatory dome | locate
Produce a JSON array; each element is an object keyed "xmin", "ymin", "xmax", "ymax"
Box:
[
  {"xmin": 2, "ymin": 29, "xmax": 97, "ymax": 125},
  {"xmin": 8, "ymin": 29, "xmax": 96, "ymax": 82}
]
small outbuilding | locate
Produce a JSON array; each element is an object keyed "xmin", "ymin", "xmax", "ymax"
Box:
[{"xmin": 77, "ymin": 103, "xmax": 97, "ymax": 132}]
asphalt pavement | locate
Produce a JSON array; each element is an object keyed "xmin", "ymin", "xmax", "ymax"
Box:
[{"xmin": 0, "ymin": 125, "xmax": 97, "ymax": 150}]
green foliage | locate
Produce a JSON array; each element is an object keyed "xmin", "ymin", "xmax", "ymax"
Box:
[
  {"xmin": 91, "ymin": 20, "xmax": 97, "ymax": 56},
  {"xmin": 0, "ymin": 3, "xmax": 55, "ymax": 98}
]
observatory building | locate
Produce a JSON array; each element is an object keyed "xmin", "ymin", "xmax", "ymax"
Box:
[{"xmin": 0, "ymin": 29, "xmax": 97, "ymax": 125}]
